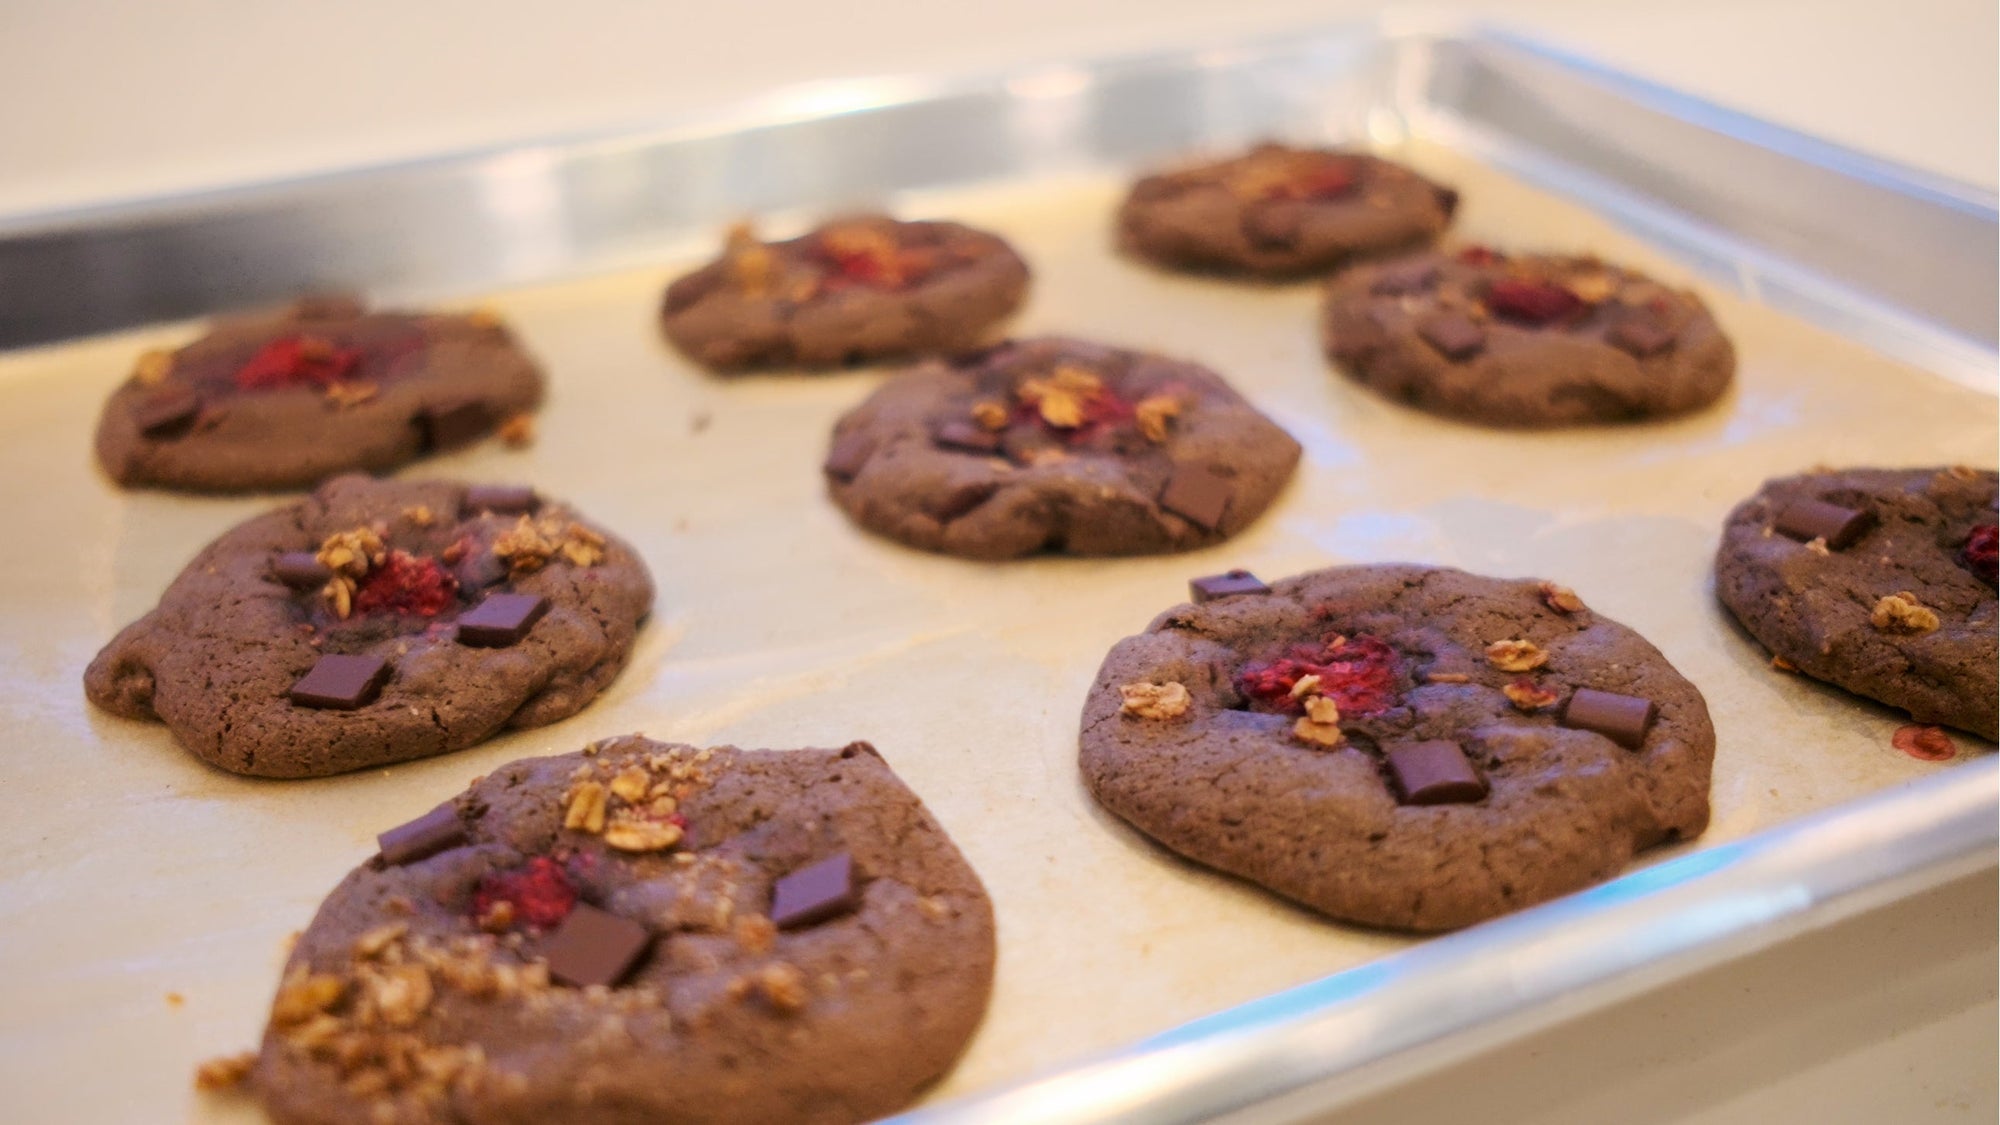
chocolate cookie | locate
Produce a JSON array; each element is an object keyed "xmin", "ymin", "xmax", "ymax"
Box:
[
  {"xmin": 85, "ymin": 474, "xmax": 653, "ymax": 777},
  {"xmin": 1079, "ymin": 563, "xmax": 1714, "ymax": 931},
  {"xmin": 1715, "ymin": 466, "xmax": 1998, "ymax": 739},
  {"xmin": 1320, "ymin": 247, "xmax": 1735, "ymax": 426},
  {"xmin": 1116, "ymin": 143, "xmax": 1458, "ymax": 277},
  {"xmin": 243, "ymin": 736, "xmax": 996, "ymax": 1125},
  {"xmin": 660, "ymin": 216, "xmax": 1029, "ymax": 372},
  {"xmin": 823, "ymin": 337, "xmax": 1301, "ymax": 559},
  {"xmin": 95, "ymin": 296, "xmax": 543, "ymax": 492}
]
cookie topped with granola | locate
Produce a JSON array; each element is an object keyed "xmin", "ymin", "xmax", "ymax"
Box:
[
  {"xmin": 659, "ymin": 215, "xmax": 1029, "ymax": 372},
  {"xmin": 1116, "ymin": 143, "xmax": 1458, "ymax": 277},
  {"xmin": 1080, "ymin": 563, "xmax": 1715, "ymax": 931},
  {"xmin": 1320, "ymin": 246, "xmax": 1736, "ymax": 426},
  {"xmin": 225, "ymin": 736, "xmax": 994, "ymax": 1125},
  {"xmin": 95, "ymin": 296, "xmax": 544, "ymax": 492},
  {"xmin": 1715, "ymin": 466, "xmax": 1998, "ymax": 740},
  {"xmin": 84, "ymin": 474, "xmax": 653, "ymax": 777},
  {"xmin": 822, "ymin": 337, "xmax": 1300, "ymax": 559}
]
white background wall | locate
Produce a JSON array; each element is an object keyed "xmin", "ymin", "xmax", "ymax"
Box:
[{"xmin": 0, "ymin": 0, "xmax": 1993, "ymax": 215}]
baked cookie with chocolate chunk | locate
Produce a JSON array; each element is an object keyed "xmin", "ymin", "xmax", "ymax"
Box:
[
  {"xmin": 85, "ymin": 474, "xmax": 652, "ymax": 777},
  {"xmin": 1715, "ymin": 466, "xmax": 1998, "ymax": 740},
  {"xmin": 1116, "ymin": 143, "xmax": 1458, "ymax": 277},
  {"xmin": 1321, "ymin": 247, "xmax": 1735, "ymax": 426},
  {"xmin": 1079, "ymin": 563, "xmax": 1714, "ymax": 931},
  {"xmin": 236, "ymin": 736, "xmax": 994, "ymax": 1125},
  {"xmin": 96, "ymin": 296, "xmax": 543, "ymax": 492},
  {"xmin": 823, "ymin": 337, "xmax": 1300, "ymax": 559},
  {"xmin": 660, "ymin": 216, "xmax": 1029, "ymax": 372}
]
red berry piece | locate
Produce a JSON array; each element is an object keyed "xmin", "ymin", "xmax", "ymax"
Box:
[
  {"xmin": 233, "ymin": 335, "xmax": 365, "ymax": 390},
  {"xmin": 471, "ymin": 856, "xmax": 579, "ymax": 929},
  {"xmin": 1485, "ymin": 278, "xmax": 1585, "ymax": 325},
  {"xmin": 1237, "ymin": 634, "xmax": 1402, "ymax": 715},
  {"xmin": 1961, "ymin": 524, "xmax": 1997, "ymax": 585},
  {"xmin": 1457, "ymin": 246, "xmax": 1503, "ymax": 267},
  {"xmin": 353, "ymin": 551, "xmax": 459, "ymax": 617}
]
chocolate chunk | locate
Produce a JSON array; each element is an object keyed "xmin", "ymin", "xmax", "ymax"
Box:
[
  {"xmin": 935, "ymin": 420, "xmax": 1004, "ymax": 454},
  {"xmin": 544, "ymin": 904, "xmax": 653, "ymax": 988},
  {"xmin": 823, "ymin": 432, "xmax": 874, "ymax": 481},
  {"xmin": 456, "ymin": 593, "xmax": 549, "ymax": 647},
  {"xmin": 1607, "ymin": 314, "xmax": 1677, "ymax": 357},
  {"xmin": 1159, "ymin": 464, "xmax": 1232, "ymax": 531},
  {"xmin": 455, "ymin": 549, "xmax": 510, "ymax": 591},
  {"xmin": 1416, "ymin": 312, "xmax": 1486, "ymax": 361},
  {"xmin": 1190, "ymin": 569, "xmax": 1271, "ymax": 602},
  {"xmin": 1371, "ymin": 262, "xmax": 1440, "ymax": 296},
  {"xmin": 771, "ymin": 852, "xmax": 858, "ymax": 931},
  {"xmin": 463, "ymin": 484, "xmax": 539, "ymax": 515},
  {"xmin": 288, "ymin": 653, "xmax": 392, "ymax": 710},
  {"xmin": 417, "ymin": 399, "xmax": 494, "ymax": 452},
  {"xmin": 270, "ymin": 551, "xmax": 331, "ymax": 589},
  {"xmin": 1382, "ymin": 740, "xmax": 1488, "ymax": 805},
  {"xmin": 1773, "ymin": 498, "xmax": 1876, "ymax": 549},
  {"xmin": 134, "ymin": 386, "xmax": 202, "ymax": 439},
  {"xmin": 377, "ymin": 803, "xmax": 467, "ymax": 866},
  {"xmin": 1560, "ymin": 688, "xmax": 1658, "ymax": 749}
]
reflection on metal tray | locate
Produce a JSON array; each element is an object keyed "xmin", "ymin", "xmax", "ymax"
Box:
[
  {"xmin": 0, "ymin": 18, "xmax": 1993, "ymax": 1125},
  {"xmin": 1, "ymin": 18, "xmax": 1995, "ymax": 391}
]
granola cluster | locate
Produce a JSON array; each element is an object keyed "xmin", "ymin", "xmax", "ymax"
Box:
[
  {"xmin": 493, "ymin": 514, "xmax": 606, "ymax": 574},
  {"xmin": 562, "ymin": 748, "xmax": 715, "ymax": 854}
]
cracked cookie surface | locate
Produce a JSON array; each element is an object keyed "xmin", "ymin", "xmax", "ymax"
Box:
[
  {"xmin": 1079, "ymin": 563, "xmax": 1714, "ymax": 931},
  {"xmin": 1116, "ymin": 143, "xmax": 1458, "ymax": 277},
  {"xmin": 659, "ymin": 215, "xmax": 1029, "ymax": 372},
  {"xmin": 246, "ymin": 737, "xmax": 995, "ymax": 1125},
  {"xmin": 1320, "ymin": 247, "xmax": 1735, "ymax": 426},
  {"xmin": 96, "ymin": 297, "xmax": 544, "ymax": 492},
  {"xmin": 84, "ymin": 474, "xmax": 653, "ymax": 777},
  {"xmin": 822, "ymin": 337, "xmax": 1301, "ymax": 559},
  {"xmin": 1715, "ymin": 466, "xmax": 1998, "ymax": 740}
]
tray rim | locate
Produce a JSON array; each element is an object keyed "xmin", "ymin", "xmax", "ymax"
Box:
[{"xmin": 2, "ymin": 15, "xmax": 1994, "ymax": 1124}]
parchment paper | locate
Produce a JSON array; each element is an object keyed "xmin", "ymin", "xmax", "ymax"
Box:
[{"xmin": 0, "ymin": 142, "xmax": 1992, "ymax": 1122}]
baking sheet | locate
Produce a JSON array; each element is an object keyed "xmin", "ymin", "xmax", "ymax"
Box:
[{"xmin": 0, "ymin": 140, "xmax": 1993, "ymax": 1122}]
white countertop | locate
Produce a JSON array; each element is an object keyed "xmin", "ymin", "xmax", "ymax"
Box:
[{"xmin": 0, "ymin": 1, "xmax": 1991, "ymax": 1123}]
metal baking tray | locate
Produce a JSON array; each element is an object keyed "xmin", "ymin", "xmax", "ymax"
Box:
[{"xmin": 0, "ymin": 15, "xmax": 1994, "ymax": 1125}]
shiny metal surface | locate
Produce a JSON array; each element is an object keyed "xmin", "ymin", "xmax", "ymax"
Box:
[
  {"xmin": 1, "ymin": 21, "xmax": 1994, "ymax": 384},
  {"xmin": 895, "ymin": 758, "xmax": 1997, "ymax": 1125},
  {"xmin": 1, "ymin": 20, "xmax": 1993, "ymax": 1124}
]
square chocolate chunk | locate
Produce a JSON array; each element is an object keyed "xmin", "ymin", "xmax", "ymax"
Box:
[
  {"xmin": 1190, "ymin": 570, "xmax": 1271, "ymax": 603},
  {"xmin": 270, "ymin": 551, "xmax": 332, "ymax": 589},
  {"xmin": 1159, "ymin": 464, "xmax": 1233, "ymax": 531},
  {"xmin": 935, "ymin": 420, "xmax": 1004, "ymax": 454},
  {"xmin": 1773, "ymin": 498, "xmax": 1876, "ymax": 550},
  {"xmin": 545, "ymin": 904, "xmax": 653, "ymax": 988},
  {"xmin": 1559, "ymin": 688, "xmax": 1658, "ymax": 749},
  {"xmin": 1383, "ymin": 740, "xmax": 1488, "ymax": 805},
  {"xmin": 1607, "ymin": 314, "xmax": 1677, "ymax": 357},
  {"xmin": 288, "ymin": 653, "xmax": 392, "ymax": 710},
  {"xmin": 1371, "ymin": 261, "xmax": 1441, "ymax": 296},
  {"xmin": 771, "ymin": 852, "xmax": 858, "ymax": 931},
  {"xmin": 134, "ymin": 385, "xmax": 203, "ymax": 439},
  {"xmin": 823, "ymin": 432, "xmax": 875, "ymax": 481},
  {"xmin": 418, "ymin": 400, "xmax": 494, "ymax": 452},
  {"xmin": 456, "ymin": 593, "xmax": 550, "ymax": 647},
  {"xmin": 1416, "ymin": 312, "xmax": 1487, "ymax": 362},
  {"xmin": 463, "ymin": 484, "xmax": 538, "ymax": 515},
  {"xmin": 377, "ymin": 803, "xmax": 467, "ymax": 866}
]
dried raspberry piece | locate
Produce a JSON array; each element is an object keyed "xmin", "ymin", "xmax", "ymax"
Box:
[
  {"xmin": 1960, "ymin": 524, "xmax": 1997, "ymax": 585},
  {"xmin": 352, "ymin": 550, "xmax": 458, "ymax": 617},
  {"xmin": 1457, "ymin": 246, "xmax": 1503, "ymax": 267},
  {"xmin": 814, "ymin": 230, "xmax": 937, "ymax": 291},
  {"xmin": 471, "ymin": 856, "xmax": 578, "ymax": 930},
  {"xmin": 1891, "ymin": 724, "xmax": 1956, "ymax": 762},
  {"xmin": 1486, "ymin": 278, "xmax": 1584, "ymax": 325},
  {"xmin": 1011, "ymin": 380, "xmax": 1137, "ymax": 442},
  {"xmin": 233, "ymin": 336, "xmax": 365, "ymax": 391},
  {"xmin": 1264, "ymin": 160, "xmax": 1357, "ymax": 202},
  {"xmin": 1237, "ymin": 634, "xmax": 1402, "ymax": 715}
]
